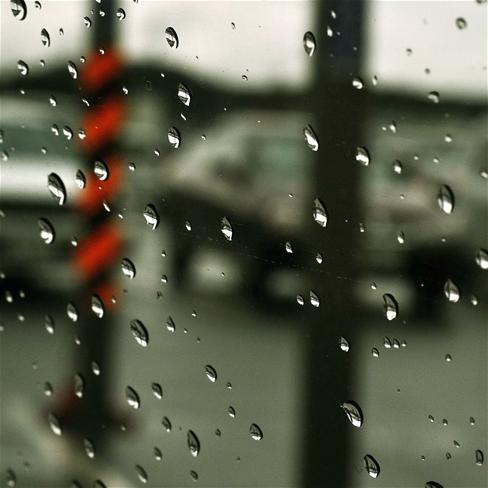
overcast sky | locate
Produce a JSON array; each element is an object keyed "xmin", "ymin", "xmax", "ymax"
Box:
[{"xmin": 1, "ymin": 0, "xmax": 486, "ymax": 100}]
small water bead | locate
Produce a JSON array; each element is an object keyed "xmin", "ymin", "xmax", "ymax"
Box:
[
  {"xmin": 303, "ymin": 125, "xmax": 319, "ymax": 151},
  {"xmin": 130, "ymin": 319, "xmax": 149, "ymax": 347},
  {"xmin": 165, "ymin": 27, "xmax": 179, "ymax": 48},
  {"xmin": 382, "ymin": 293, "xmax": 398, "ymax": 320},
  {"xmin": 66, "ymin": 302, "xmax": 78, "ymax": 322},
  {"xmin": 352, "ymin": 77, "xmax": 364, "ymax": 90},
  {"xmin": 453, "ymin": 440, "xmax": 460, "ymax": 448},
  {"xmin": 190, "ymin": 471, "xmax": 198, "ymax": 482},
  {"xmin": 326, "ymin": 25, "xmax": 334, "ymax": 37},
  {"xmin": 427, "ymin": 91, "xmax": 440, "ymax": 103},
  {"xmin": 67, "ymin": 61, "xmax": 78, "ymax": 79},
  {"xmin": 62, "ymin": 126, "xmax": 73, "ymax": 140},
  {"xmin": 475, "ymin": 449, "xmax": 484, "ymax": 466},
  {"xmin": 475, "ymin": 248, "xmax": 488, "ymax": 270},
  {"xmin": 221, "ymin": 216, "xmax": 233, "ymax": 241},
  {"xmin": 470, "ymin": 294, "xmax": 478, "ymax": 306},
  {"xmin": 74, "ymin": 373, "xmax": 85, "ymax": 398},
  {"xmin": 38, "ymin": 218, "xmax": 55, "ymax": 244},
  {"xmin": 371, "ymin": 347, "xmax": 379, "ymax": 358},
  {"xmin": 125, "ymin": 386, "xmax": 140, "ymax": 409},
  {"xmin": 83, "ymin": 16, "xmax": 92, "ymax": 28},
  {"xmin": 44, "ymin": 315, "xmax": 55, "ymax": 334},
  {"xmin": 165, "ymin": 316, "xmax": 176, "ymax": 333},
  {"xmin": 392, "ymin": 338, "xmax": 400, "ymax": 349},
  {"xmin": 228, "ymin": 406, "xmax": 236, "ymax": 418},
  {"xmin": 383, "ymin": 337, "xmax": 392, "ymax": 349},
  {"xmin": 296, "ymin": 295, "xmax": 305, "ymax": 306},
  {"xmin": 339, "ymin": 336, "xmax": 350, "ymax": 352},
  {"xmin": 48, "ymin": 412, "xmax": 62, "ymax": 436},
  {"xmin": 250, "ymin": 423, "xmax": 263, "ymax": 440},
  {"xmin": 363, "ymin": 454, "xmax": 380, "ymax": 478},
  {"xmin": 47, "ymin": 172, "xmax": 67, "ymax": 205},
  {"xmin": 205, "ymin": 364, "xmax": 217, "ymax": 382},
  {"xmin": 91, "ymin": 361, "xmax": 100, "ymax": 375},
  {"xmin": 116, "ymin": 8, "xmax": 126, "ymax": 20},
  {"xmin": 154, "ymin": 447, "xmax": 162, "ymax": 461},
  {"xmin": 444, "ymin": 134, "xmax": 453, "ymax": 143},
  {"xmin": 94, "ymin": 160, "xmax": 109, "ymax": 181},
  {"xmin": 445, "ymin": 452, "xmax": 452, "ymax": 460},
  {"xmin": 143, "ymin": 204, "xmax": 159, "ymax": 229},
  {"xmin": 341, "ymin": 401, "xmax": 363, "ymax": 427},
  {"xmin": 303, "ymin": 31, "xmax": 316, "ymax": 56},
  {"xmin": 312, "ymin": 198, "xmax": 328, "ymax": 227},
  {"xmin": 43, "ymin": 381, "xmax": 53, "ymax": 396},
  {"xmin": 185, "ymin": 220, "xmax": 192, "ymax": 231},
  {"xmin": 167, "ymin": 127, "xmax": 181, "ymax": 149},
  {"xmin": 397, "ymin": 231, "xmax": 405, "ymax": 244},
  {"xmin": 17, "ymin": 60, "xmax": 29, "ymax": 76},
  {"xmin": 316, "ymin": 253, "xmax": 323, "ymax": 264},
  {"xmin": 40, "ymin": 28, "xmax": 50, "ymax": 47},
  {"xmin": 445, "ymin": 353, "xmax": 452, "ymax": 362},
  {"xmin": 121, "ymin": 258, "xmax": 136, "ymax": 279},
  {"xmin": 91, "ymin": 294, "xmax": 104, "ymax": 318},
  {"xmin": 11, "ymin": 0, "xmax": 28, "ymax": 20},
  {"xmin": 479, "ymin": 169, "xmax": 488, "ymax": 180},
  {"xmin": 309, "ymin": 291, "xmax": 320, "ymax": 307},
  {"xmin": 392, "ymin": 160, "xmax": 403, "ymax": 174},
  {"xmin": 355, "ymin": 146, "xmax": 370, "ymax": 166},
  {"xmin": 437, "ymin": 185, "xmax": 455, "ymax": 214},
  {"xmin": 455, "ymin": 17, "xmax": 467, "ymax": 30},
  {"xmin": 469, "ymin": 416, "xmax": 476, "ymax": 425},
  {"xmin": 135, "ymin": 465, "xmax": 148, "ymax": 484},
  {"xmin": 151, "ymin": 382, "xmax": 163, "ymax": 399},
  {"xmin": 177, "ymin": 83, "xmax": 191, "ymax": 106},
  {"xmin": 75, "ymin": 170, "xmax": 86, "ymax": 189},
  {"xmin": 128, "ymin": 162, "xmax": 136, "ymax": 171},
  {"xmin": 285, "ymin": 241, "xmax": 293, "ymax": 254},
  {"xmin": 83, "ymin": 438, "xmax": 95, "ymax": 458},
  {"xmin": 162, "ymin": 416, "xmax": 172, "ymax": 432},
  {"xmin": 444, "ymin": 279, "xmax": 460, "ymax": 303},
  {"xmin": 187, "ymin": 430, "xmax": 200, "ymax": 457}
]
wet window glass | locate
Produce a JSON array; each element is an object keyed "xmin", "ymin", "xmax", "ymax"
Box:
[{"xmin": 1, "ymin": 1, "xmax": 486, "ymax": 487}]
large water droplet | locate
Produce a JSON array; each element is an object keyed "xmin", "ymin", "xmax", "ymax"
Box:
[
  {"xmin": 75, "ymin": 169, "xmax": 86, "ymax": 189},
  {"xmin": 125, "ymin": 386, "xmax": 140, "ymax": 409},
  {"xmin": 475, "ymin": 449, "xmax": 484, "ymax": 466},
  {"xmin": 303, "ymin": 31, "xmax": 316, "ymax": 56},
  {"xmin": 121, "ymin": 258, "xmax": 136, "ymax": 279},
  {"xmin": 11, "ymin": 0, "xmax": 27, "ymax": 20},
  {"xmin": 38, "ymin": 218, "xmax": 55, "ymax": 244},
  {"xmin": 162, "ymin": 416, "xmax": 172, "ymax": 432},
  {"xmin": 17, "ymin": 60, "xmax": 29, "ymax": 76},
  {"xmin": 205, "ymin": 364, "xmax": 217, "ymax": 382},
  {"xmin": 221, "ymin": 217, "xmax": 233, "ymax": 241},
  {"xmin": 91, "ymin": 295, "xmax": 104, "ymax": 318},
  {"xmin": 437, "ymin": 185, "xmax": 455, "ymax": 214},
  {"xmin": 250, "ymin": 423, "xmax": 263, "ymax": 440},
  {"xmin": 130, "ymin": 319, "xmax": 149, "ymax": 347},
  {"xmin": 313, "ymin": 198, "xmax": 328, "ymax": 227},
  {"xmin": 40, "ymin": 28, "xmax": 50, "ymax": 47},
  {"xmin": 143, "ymin": 204, "xmax": 159, "ymax": 230},
  {"xmin": 74, "ymin": 373, "xmax": 85, "ymax": 398},
  {"xmin": 443, "ymin": 279, "xmax": 460, "ymax": 303},
  {"xmin": 356, "ymin": 146, "xmax": 370, "ymax": 166},
  {"xmin": 116, "ymin": 7, "xmax": 126, "ymax": 20},
  {"xmin": 165, "ymin": 27, "xmax": 179, "ymax": 48},
  {"xmin": 66, "ymin": 302, "xmax": 78, "ymax": 322},
  {"xmin": 151, "ymin": 382, "xmax": 163, "ymax": 399},
  {"xmin": 475, "ymin": 248, "xmax": 488, "ymax": 270},
  {"xmin": 177, "ymin": 83, "xmax": 191, "ymax": 106},
  {"xmin": 339, "ymin": 336, "xmax": 350, "ymax": 352},
  {"xmin": 48, "ymin": 412, "xmax": 62, "ymax": 436},
  {"xmin": 168, "ymin": 126, "xmax": 181, "ymax": 149},
  {"xmin": 47, "ymin": 173, "xmax": 67, "ymax": 205},
  {"xmin": 363, "ymin": 454, "xmax": 380, "ymax": 478},
  {"xmin": 94, "ymin": 160, "xmax": 109, "ymax": 181},
  {"xmin": 187, "ymin": 430, "xmax": 200, "ymax": 457},
  {"xmin": 67, "ymin": 61, "xmax": 78, "ymax": 79},
  {"xmin": 382, "ymin": 293, "xmax": 398, "ymax": 320},
  {"xmin": 135, "ymin": 465, "xmax": 148, "ymax": 484},
  {"xmin": 341, "ymin": 401, "xmax": 363, "ymax": 427},
  {"xmin": 303, "ymin": 125, "xmax": 319, "ymax": 151}
]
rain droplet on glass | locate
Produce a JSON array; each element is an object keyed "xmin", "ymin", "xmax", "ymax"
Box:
[
  {"xmin": 363, "ymin": 454, "xmax": 380, "ymax": 478},
  {"xmin": 382, "ymin": 293, "xmax": 398, "ymax": 320},
  {"xmin": 341, "ymin": 401, "xmax": 363, "ymax": 427},
  {"xmin": 143, "ymin": 204, "xmax": 159, "ymax": 230},
  {"xmin": 130, "ymin": 319, "xmax": 149, "ymax": 347},
  {"xmin": 165, "ymin": 27, "xmax": 179, "ymax": 48},
  {"xmin": 125, "ymin": 386, "xmax": 140, "ymax": 409},
  {"xmin": 313, "ymin": 198, "xmax": 327, "ymax": 227},
  {"xmin": 250, "ymin": 423, "xmax": 263, "ymax": 440},
  {"xmin": 303, "ymin": 31, "xmax": 316, "ymax": 56},
  {"xmin": 38, "ymin": 218, "xmax": 55, "ymax": 244},
  {"xmin": 356, "ymin": 146, "xmax": 370, "ymax": 166},
  {"xmin": 121, "ymin": 258, "xmax": 136, "ymax": 279},
  {"xmin": 437, "ymin": 185, "xmax": 455, "ymax": 214},
  {"xmin": 168, "ymin": 126, "xmax": 181, "ymax": 149},
  {"xmin": 47, "ymin": 172, "xmax": 67, "ymax": 205},
  {"xmin": 444, "ymin": 279, "xmax": 460, "ymax": 303},
  {"xmin": 205, "ymin": 364, "xmax": 217, "ymax": 383},
  {"xmin": 187, "ymin": 430, "xmax": 200, "ymax": 457},
  {"xmin": 177, "ymin": 83, "xmax": 191, "ymax": 106},
  {"xmin": 303, "ymin": 125, "xmax": 319, "ymax": 151}
]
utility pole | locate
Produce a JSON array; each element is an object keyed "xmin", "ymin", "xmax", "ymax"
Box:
[{"xmin": 304, "ymin": 1, "xmax": 366, "ymax": 486}]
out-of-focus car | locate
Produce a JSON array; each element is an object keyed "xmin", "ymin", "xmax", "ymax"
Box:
[
  {"xmin": 160, "ymin": 111, "xmax": 314, "ymax": 298},
  {"xmin": 0, "ymin": 93, "xmax": 84, "ymax": 297}
]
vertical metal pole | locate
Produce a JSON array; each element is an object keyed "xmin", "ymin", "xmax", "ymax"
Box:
[{"xmin": 304, "ymin": 1, "xmax": 366, "ymax": 486}]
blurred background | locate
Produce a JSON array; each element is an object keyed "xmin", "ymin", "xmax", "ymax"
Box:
[{"xmin": 1, "ymin": 1, "xmax": 487, "ymax": 487}]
